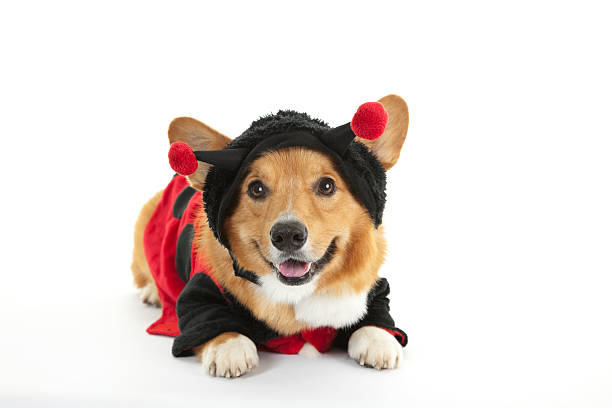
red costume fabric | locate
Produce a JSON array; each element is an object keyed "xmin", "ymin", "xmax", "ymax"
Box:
[{"xmin": 143, "ymin": 175, "xmax": 206, "ymax": 337}]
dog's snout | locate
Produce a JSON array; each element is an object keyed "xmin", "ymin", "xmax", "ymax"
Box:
[{"xmin": 270, "ymin": 221, "xmax": 308, "ymax": 252}]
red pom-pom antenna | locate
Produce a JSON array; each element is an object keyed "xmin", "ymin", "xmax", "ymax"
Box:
[
  {"xmin": 168, "ymin": 142, "xmax": 198, "ymax": 175},
  {"xmin": 350, "ymin": 102, "xmax": 388, "ymax": 140}
]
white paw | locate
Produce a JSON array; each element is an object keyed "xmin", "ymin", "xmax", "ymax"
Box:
[
  {"xmin": 348, "ymin": 326, "xmax": 403, "ymax": 370},
  {"xmin": 139, "ymin": 282, "xmax": 160, "ymax": 306},
  {"xmin": 201, "ymin": 334, "xmax": 259, "ymax": 378}
]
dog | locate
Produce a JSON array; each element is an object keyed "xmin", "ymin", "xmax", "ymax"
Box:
[{"xmin": 131, "ymin": 94, "xmax": 409, "ymax": 378}]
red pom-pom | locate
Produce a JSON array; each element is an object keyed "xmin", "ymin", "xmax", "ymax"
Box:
[
  {"xmin": 168, "ymin": 142, "xmax": 197, "ymax": 175},
  {"xmin": 350, "ymin": 102, "xmax": 388, "ymax": 140}
]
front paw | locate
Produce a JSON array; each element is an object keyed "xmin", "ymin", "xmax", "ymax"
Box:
[
  {"xmin": 348, "ymin": 326, "xmax": 403, "ymax": 370},
  {"xmin": 198, "ymin": 333, "xmax": 259, "ymax": 378}
]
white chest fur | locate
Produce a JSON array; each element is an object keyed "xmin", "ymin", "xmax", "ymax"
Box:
[
  {"xmin": 293, "ymin": 290, "xmax": 369, "ymax": 329},
  {"xmin": 255, "ymin": 273, "xmax": 370, "ymax": 328}
]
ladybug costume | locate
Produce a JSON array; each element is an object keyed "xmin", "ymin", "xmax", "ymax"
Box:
[{"xmin": 144, "ymin": 102, "xmax": 407, "ymax": 356}]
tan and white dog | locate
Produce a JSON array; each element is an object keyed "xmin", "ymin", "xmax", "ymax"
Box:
[{"xmin": 132, "ymin": 95, "xmax": 409, "ymax": 377}]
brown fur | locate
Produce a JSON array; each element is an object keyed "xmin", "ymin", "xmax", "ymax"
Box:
[{"xmin": 131, "ymin": 94, "xmax": 409, "ymax": 357}]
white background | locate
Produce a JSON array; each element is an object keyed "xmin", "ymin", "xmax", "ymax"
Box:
[{"xmin": 1, "ymin": 1, "xmax": 611, "ymax": 407}]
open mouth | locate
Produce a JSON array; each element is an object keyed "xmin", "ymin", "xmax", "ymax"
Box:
[
  {"xmin": 275, "ymin": 239, "xmax": 337, "ymax": 286},
  {"xmin": 278, "ymin": 259, "xmax": 312, "ymax": 278},
  {"xmin": 254, "ymin": 239, "xmax": 337, "ymax": 286},
  {"xmin": 275, "ymin": 259, "xmax": 314, "ymax": 286}
]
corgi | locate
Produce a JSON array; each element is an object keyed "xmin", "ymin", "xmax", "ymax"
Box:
[{"xmin": 131, "ymin": 95, "xmax": 409, "ymax": 378}]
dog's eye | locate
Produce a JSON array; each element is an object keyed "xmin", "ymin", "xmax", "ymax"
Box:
[
  {"xmin": 247, "ymin": 180, "xmax": 267, "ymax": 199},
  {"xmin": 317, "ymin": 177, "xmax": 336, "ymax": 196}
]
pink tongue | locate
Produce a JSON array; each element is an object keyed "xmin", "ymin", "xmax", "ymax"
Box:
[{"xmin": 278, "ymin": 260, "xmax": 311, "ymax": 278}]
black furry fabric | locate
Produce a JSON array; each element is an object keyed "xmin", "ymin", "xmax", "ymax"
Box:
[{"xmin": 202, "ymin": 110, "xmax": 387, "ymax": 248}]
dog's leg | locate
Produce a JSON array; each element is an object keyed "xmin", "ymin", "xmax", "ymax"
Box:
[
  {"xmin": 348, "ymin": 326, "xmax": 403, "ymax": 369},
  {"xmin": 131, "ymin": 190, "xmax": 163, "ymax": 307},
  {"xmin": 195, "ymin": 332, "xmax": 259, "ymax": 378}
]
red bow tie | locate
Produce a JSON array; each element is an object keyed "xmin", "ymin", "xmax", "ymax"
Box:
[{"xmin": 259, "ymin": 327, "xmax": 338, "ymax": 354}]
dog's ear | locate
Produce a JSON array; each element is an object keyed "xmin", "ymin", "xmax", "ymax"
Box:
[
  {"xmin": 358, "ymin": 94, "xmax": 409, "ymax": 170},
  {"xmin": 168, "ymin": 117, "xmax": 232, "ymax": 190}
]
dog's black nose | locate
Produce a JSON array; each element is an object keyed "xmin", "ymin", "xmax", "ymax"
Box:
[{"xmin": 270, "ymin": 221, "xmax": 308, "ymax": 252}]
